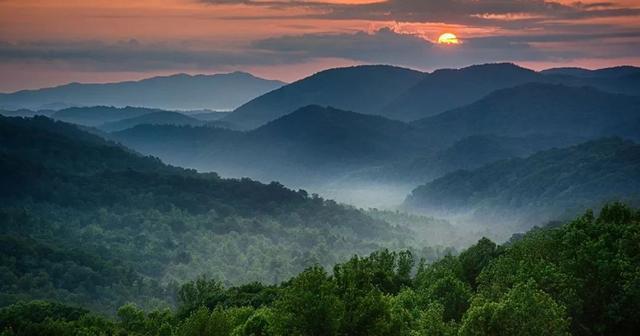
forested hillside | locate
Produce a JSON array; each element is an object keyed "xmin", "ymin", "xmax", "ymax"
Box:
[
  {"xmin": 2, "ymin": 203, "xmax": 638, "ymax": 336},
  {"xmin": 0, "ymin": 115, "xmax": 457, "ymax": 313},
  {"xmin": 405, "ymin": 138, "xmax": 640, "ymax": 231}
]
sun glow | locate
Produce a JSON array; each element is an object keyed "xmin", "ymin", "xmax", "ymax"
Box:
[{"xmin": 438, "ymin": 33, "xmax": 460, "ymax": 44}]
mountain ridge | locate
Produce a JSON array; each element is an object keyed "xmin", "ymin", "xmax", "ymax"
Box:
[{"xmin": 0, "ymin": 72, "xmax": 285, "ymax": 111}]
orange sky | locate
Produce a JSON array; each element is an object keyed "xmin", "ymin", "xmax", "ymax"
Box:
[{"xmin": 1, "ymin": 0, "xmax": 639, "ymax": 91}]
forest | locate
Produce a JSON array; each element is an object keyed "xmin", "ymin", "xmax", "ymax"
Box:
[{"xmin": 1, "ymin": 203, "xmax": 638, "ymax": 335}]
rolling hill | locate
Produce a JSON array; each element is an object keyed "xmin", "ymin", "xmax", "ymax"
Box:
[
  {"xmin": 0, "ymin": 72, "xmax": 285, "ymax": 111},
  {"xmin": 222, "ymin": 65, "xmax": 425, "ymax": 129},
  {"xmin": 98, "ymin": 111, "xmax": 204, "ymax": 132}
]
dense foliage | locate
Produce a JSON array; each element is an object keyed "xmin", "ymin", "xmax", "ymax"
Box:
[{"xmin": 2, "ymin": 203, "xmax": 638, "ymax": 335}]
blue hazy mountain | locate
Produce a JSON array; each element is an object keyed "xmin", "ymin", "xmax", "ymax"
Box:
[
  {"xmin": 382, "ymin": 63, "xmax": 541, "ymax": 121},
  {"xmin": 0, "ymin": 72, "xmax": 285, "ymax": 111},
  {"xmin": 113, "ymin": 105, "xmax": 432, "ymax": 185}
]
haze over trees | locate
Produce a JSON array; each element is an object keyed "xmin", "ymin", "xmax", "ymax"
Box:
[
  {"xmin": 405, "ymin": 138, "xmax": 640, "ymax": 234},
  {"xmin": 2, "ymin": 203, "xmax": 639, "ymax": 335}
]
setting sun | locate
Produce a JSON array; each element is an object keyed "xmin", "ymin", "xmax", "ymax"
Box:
[{"xmin": 438, "ymin": 33, "xmax": 460, "ymax": 44}]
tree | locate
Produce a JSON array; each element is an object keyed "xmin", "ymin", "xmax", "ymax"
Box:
[
  {"xmin": 423, "ymin": 275, "xmax": 471, "ymax": 322},
  {"xmin": 272, "ymin": 266, "xmax": 342, "ymax": 336},
  {"xmin": 459, "ymin": 282, "xmax": 570, "ymax": 336},
  {"xmin": 458, "ymin": 237, "xmax": 499, "ymax": 288},
  {"xmin": 117, "ymin": 303, "xmax": 148, "ymax": 334}
]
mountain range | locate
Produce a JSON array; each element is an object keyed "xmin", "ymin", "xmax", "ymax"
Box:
[
  {"xmin": 221, "ymin": 63, "xmax": 640, "ymax": 129},
  {"xmin": 3, "ymin": 62, "xmax": 638, "ymax": 220},
  {"xmin": 0, "ymin": 72, "xmax": 285, "ymax": 111}
]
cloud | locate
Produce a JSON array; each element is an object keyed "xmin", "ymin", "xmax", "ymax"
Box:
[
  {"xmin": 1, "ymin": 27, "xmax": 638, "ymax": 74},
  {"xmin": 201, "ymin": 0, "xmax": 640, "ymax": 27}
]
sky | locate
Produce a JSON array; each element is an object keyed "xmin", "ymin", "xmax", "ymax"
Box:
[{"xmin": 1, "ymin": 0, "xmax": 639, "ymax": 92}]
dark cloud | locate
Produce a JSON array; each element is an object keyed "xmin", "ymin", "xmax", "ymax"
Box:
[{"xmin": 201, "ymin": 0, "xmax": 640, "ymax": 27}]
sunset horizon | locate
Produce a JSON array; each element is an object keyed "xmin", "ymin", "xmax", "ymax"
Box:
[{"xmin": 2, "ymin": 0, "xmax": 639, "ymax": 92}]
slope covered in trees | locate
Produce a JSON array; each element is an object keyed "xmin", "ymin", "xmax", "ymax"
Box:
[
  {"xmin": 0, "ymin": 115, "xmax": 457, "ymax": 313},
  {"xmin": 2, "ymin": 203, "xmax": 638, "ymax": 336},
  {"xmin": 405, "ymin": 138, "xmax": 640, "ymax": 231}
]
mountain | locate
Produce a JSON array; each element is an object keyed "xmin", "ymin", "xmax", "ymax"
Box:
[
  {"xmin": 0, "ymin": 115, "xmax": 456, "ymax": 312},
  {"xmin": 382, "ymin": 63, "xmax": 541, "ymax": 121},
  {"xmin": 0, "ymin": 72, "xmax": 285, "ymax": 111},
  {"xmin": 0, "ymin": 108, "xmax": 55, "ymax": 117},
  {"xmin": 222, "ymin": 65, "xmax": 425, "ymax": 129},
  {"xmin": 98, "ymin": 111, "xmax": 204, "ymax": 132},
  {"xmin": 51, "ymin": 106, "xmax": 163, "ymax": 126},
  {"xmin": 413, "ymin": 83, "xmax": 640, "ymax": 147},
  {"xmin": 404, "ymin": 138, "xmax": 640, "ymax": 230},
  {"xmin": 113, "ymin": 105, "xmax": 432, "ymax": 186}
]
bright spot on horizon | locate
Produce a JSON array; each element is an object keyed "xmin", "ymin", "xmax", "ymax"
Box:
[{"xmin": 438, "ymin": 33, "xmax": 460, "ymax": 45}]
